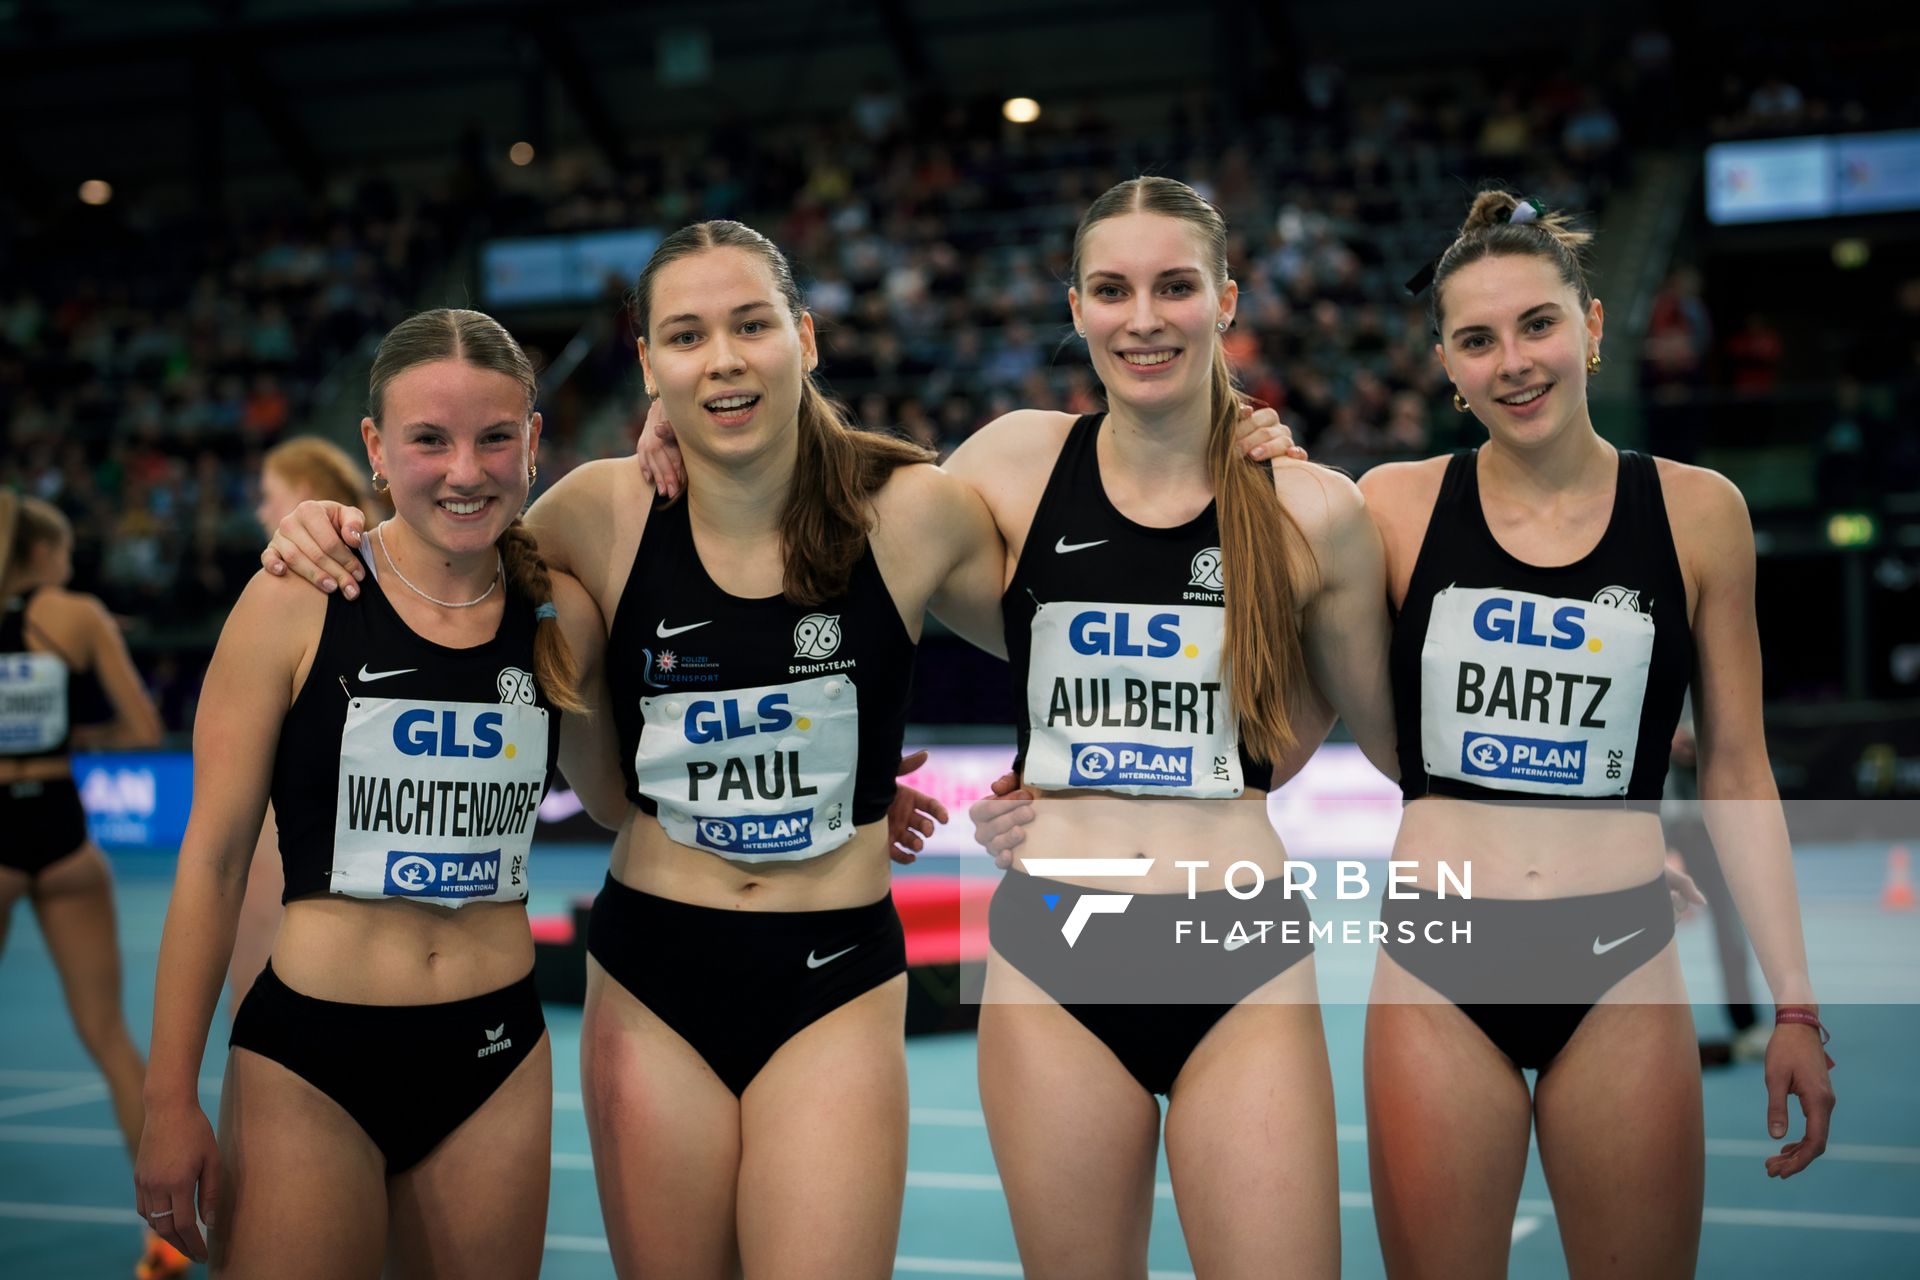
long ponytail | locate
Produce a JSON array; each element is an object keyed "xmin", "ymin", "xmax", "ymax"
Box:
[
  {"xmin": 783, "ymin": 379, "xmax": 935, "ymax": 604},
  {"xmin": 1205, "ymin": 344, "xmax": 1313, "ymax": 762},
  {"xmin": 499, "ymin": 518, "xmax": 586, "ymax": 714}
]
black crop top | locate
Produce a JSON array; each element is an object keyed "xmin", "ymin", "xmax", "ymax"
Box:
[
  {"xmin": 0, "ymin": 589, "xmax": 74, "ymax": 760},
  {"xmin": 270, "ymin": 546, "xmax": 557, "ymax": 905},
  {"xmin": 605, "ymin": 496, "xmax": 918, "ymax": 862},
  {"xmin": 1389, "ymin": 449, "xmax": 1692, "ymax": 805},
  {"xmin": 1005, "ymin": 413, "xmax": 1272, "ymax": 797}
]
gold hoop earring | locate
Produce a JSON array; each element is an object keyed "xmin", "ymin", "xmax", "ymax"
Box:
[
  {"xmin": 1452, "ymin": 392, "xmax": 1470, "ymax": 413},
  {"xmin": 1587, "ymin": 351, "xmax": 1602, "ymax": 374},
  {"xmin": 644, "ymin": 384, "xmax": 658, "ymax": 399},
  {"xmin": 371, "ymin": 471, "xmax": 390, "ymax": 494},
  {"xmin": 528, "ymin": 463, "xmax": 538, "ymax": 486}
]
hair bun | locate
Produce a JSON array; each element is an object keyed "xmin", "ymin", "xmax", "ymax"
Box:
[{"xmin": 1463, "ymin": 190, "xmax": 1522, "ymax": 235}]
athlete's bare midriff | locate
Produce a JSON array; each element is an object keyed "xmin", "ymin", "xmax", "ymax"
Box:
[
  {"xmin": 272, "ymin": 895, "xmax": 533, "ymax": 1004},
  {"xmin": 1394, "ymin": 794, "xmax": 1666, "ymax": 898},
  {"xmin": 1013, "ymin": 789, "xmax": 1290, "ymax": 893},
  {"xmin": 608, "ymin": 808, "xmax": 894, "ymax": 912}
]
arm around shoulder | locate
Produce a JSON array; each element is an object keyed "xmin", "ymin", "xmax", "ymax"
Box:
[
  {"xmin": 524, "ymin": 456, "xmax": 638, "ymax": 585},
  {"xmin": 876, "ymin": 463, "xmax": 1008, "ymax": 658},
  {"xmin": 1284, "ymin": 466, "xmax": 1399, "ymax": 778},
  {"xmin": 549, "ymin": 571, "xmax": 629, "ymax": 829},
  {"xmin": 940, "ymin": 408, "xmax": 1074, "ymax": 481}
]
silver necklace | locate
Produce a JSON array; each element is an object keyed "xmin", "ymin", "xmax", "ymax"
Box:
[{"xmin": 373, "ymin": 523, "xmax": 501, "ymax": 609}]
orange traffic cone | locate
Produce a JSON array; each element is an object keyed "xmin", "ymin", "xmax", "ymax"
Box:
[{"xmin": 1883, "ymin": 846, "xmax": 1916, "ymax": 911}]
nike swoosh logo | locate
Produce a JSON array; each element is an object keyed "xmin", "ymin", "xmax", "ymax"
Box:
[
  {"xmin": 357, "ymin": 664, "xmax": 418, "ymax": 682},
  {"xmin": 1054, "ymin": 537, "xmax": 1108, "ymax": 554},
  {"xmin": 1223, "ymin": 936, "xmax": 1250, "ymax": 952},
  {"xmin": 656, "ymin": 620, "xmax": 710, "ymax": 638},
  {"xmin": 1592, "ymin": 928, "xmax": 1646, "ymax": 956},
  {"xmin": 806, "ymin": 945, "xmax": 858, "ymax": 969}
]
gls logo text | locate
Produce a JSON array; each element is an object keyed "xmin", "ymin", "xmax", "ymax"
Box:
[
  {"xmin": 392, "ymin": 709, "xmax": 507, "ymax": 758},
  {"xmin": 1022, "ymin": 858, "xmax": 1156, "ymax": 946},
  {"xmin": 1471, "ymin": 598, "xmax": 1599, "ymax": 652},
  {"xmin": 1067, "ymin": 611, "xmax": 1199, "ymax": 659},
  {"xmin": 684, "ymin": 693, "xmax": 794, "ymax": 743}
]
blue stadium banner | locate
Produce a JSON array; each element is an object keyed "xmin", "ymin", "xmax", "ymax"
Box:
[{"xmin": 74, "ymin": 751, "xmax": 195, "ymax": 850}]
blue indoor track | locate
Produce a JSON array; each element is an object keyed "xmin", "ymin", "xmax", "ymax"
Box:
[{"xmin": 4, "ymin": 846, "xmax": 1916, "ymax": 1278}]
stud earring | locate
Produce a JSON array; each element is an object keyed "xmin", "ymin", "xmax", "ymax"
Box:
[{"xmin": 1217, "ymin": 320, "xmax": 1229, "ymax": 333}]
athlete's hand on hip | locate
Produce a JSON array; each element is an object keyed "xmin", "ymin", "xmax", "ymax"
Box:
[
  {"xmin": 133, "ymin": 1099, "xmax": 220, "ymax": 1263},
  {"xmin": 1662, "ymin": 854, "xmax": 1706, "ymax": 921},
  {"xmin": 1763, "ymin": 1021, "xmax": 1835, "ymax": 1178},
  {"xmin": 1235, "ymin": 403, "xmax": 1307, "ymax": 463},
  {"xmin": 636, "ymin": 400, "xmax": 684, "ymax": 499},
  {"xmin": 969, "ymin": 772, "xmax": 1035, "ymax": 870},
  {"xmin": 888, "ymin": 751, "xmax": 950, "ymax": 864},
  {"xmin": 261, "ymin": 499, "xmax": 368, "ymax": 600}
]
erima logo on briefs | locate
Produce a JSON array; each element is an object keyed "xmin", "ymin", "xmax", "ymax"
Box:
[
  {"xmin": 1070, "ymin": 742, "xmax": 1193, "ymax": 788},
  {"xmin": 1460, "ymin": 732, "xmax": 1585, "ymax": 785},
  {"xmin": 385, "ymin": 850, "xmax": 502, "ymax": 897},
  {"xmin": 391, "ymin": 708, "xmax": 509, "ymax": 759},
  {"xmin": 1471, "ymin": 598, "xmax": 1590, "ymax": 650},
  {"xmin": 1067, "ymin": 610, "xmax": 1195, "ymax": 659},
  {"xmin": 1024, "ymin": 858, "xmax": 1155, "ymax": 947},
  {"xmin": 477, "ymin": 1023, "xmax": 513, "ymax": 1058},
  {"xmin": 1189, "ymin": 547, "xmax": 1224, "ymax": 592},
  {"xmin": 694, "ymin": 809, "xmax": 815, "ymax": 855},
  {"xmin": 794, "ymin": 613, "xmax": 842, "ymax": 660}
]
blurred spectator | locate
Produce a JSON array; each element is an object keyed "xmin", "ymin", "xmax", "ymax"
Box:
[
  {"xmin": 1723, "ymin": 314, "xmax": 1785, "ymax": 393},
  {"xmin": 26, "ymin": 19, "xmax": 1906, "ymax": 734}
]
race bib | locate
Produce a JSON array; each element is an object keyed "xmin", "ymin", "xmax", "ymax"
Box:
[
  {"xmin": 330, "ymin": 698, "xmax": 549, "ymax": 905},
  {"xmin": 1024, "ymin": 601, "xmax": 1242, "ymax": 798},
  {"xmin": 0, "ymin": 652, "xmax": 67, "ymax": 755},
  {"xmin": 1420, "ymin": 586, "xmax": 1655, "ymax": 797},
  {"xmin": 635, "ymin": 674, "xmax": 860, "ymax": 862}
]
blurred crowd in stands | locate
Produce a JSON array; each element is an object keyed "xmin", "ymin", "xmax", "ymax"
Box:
[{"xmin": 1, "ymin": 18, "xmax": 1914, "ymax": 731}]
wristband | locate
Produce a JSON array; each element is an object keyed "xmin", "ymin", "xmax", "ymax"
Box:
[{"xmin": 1775, "ymin": 1006, "xmax": 1835, "ymax": 1068}]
